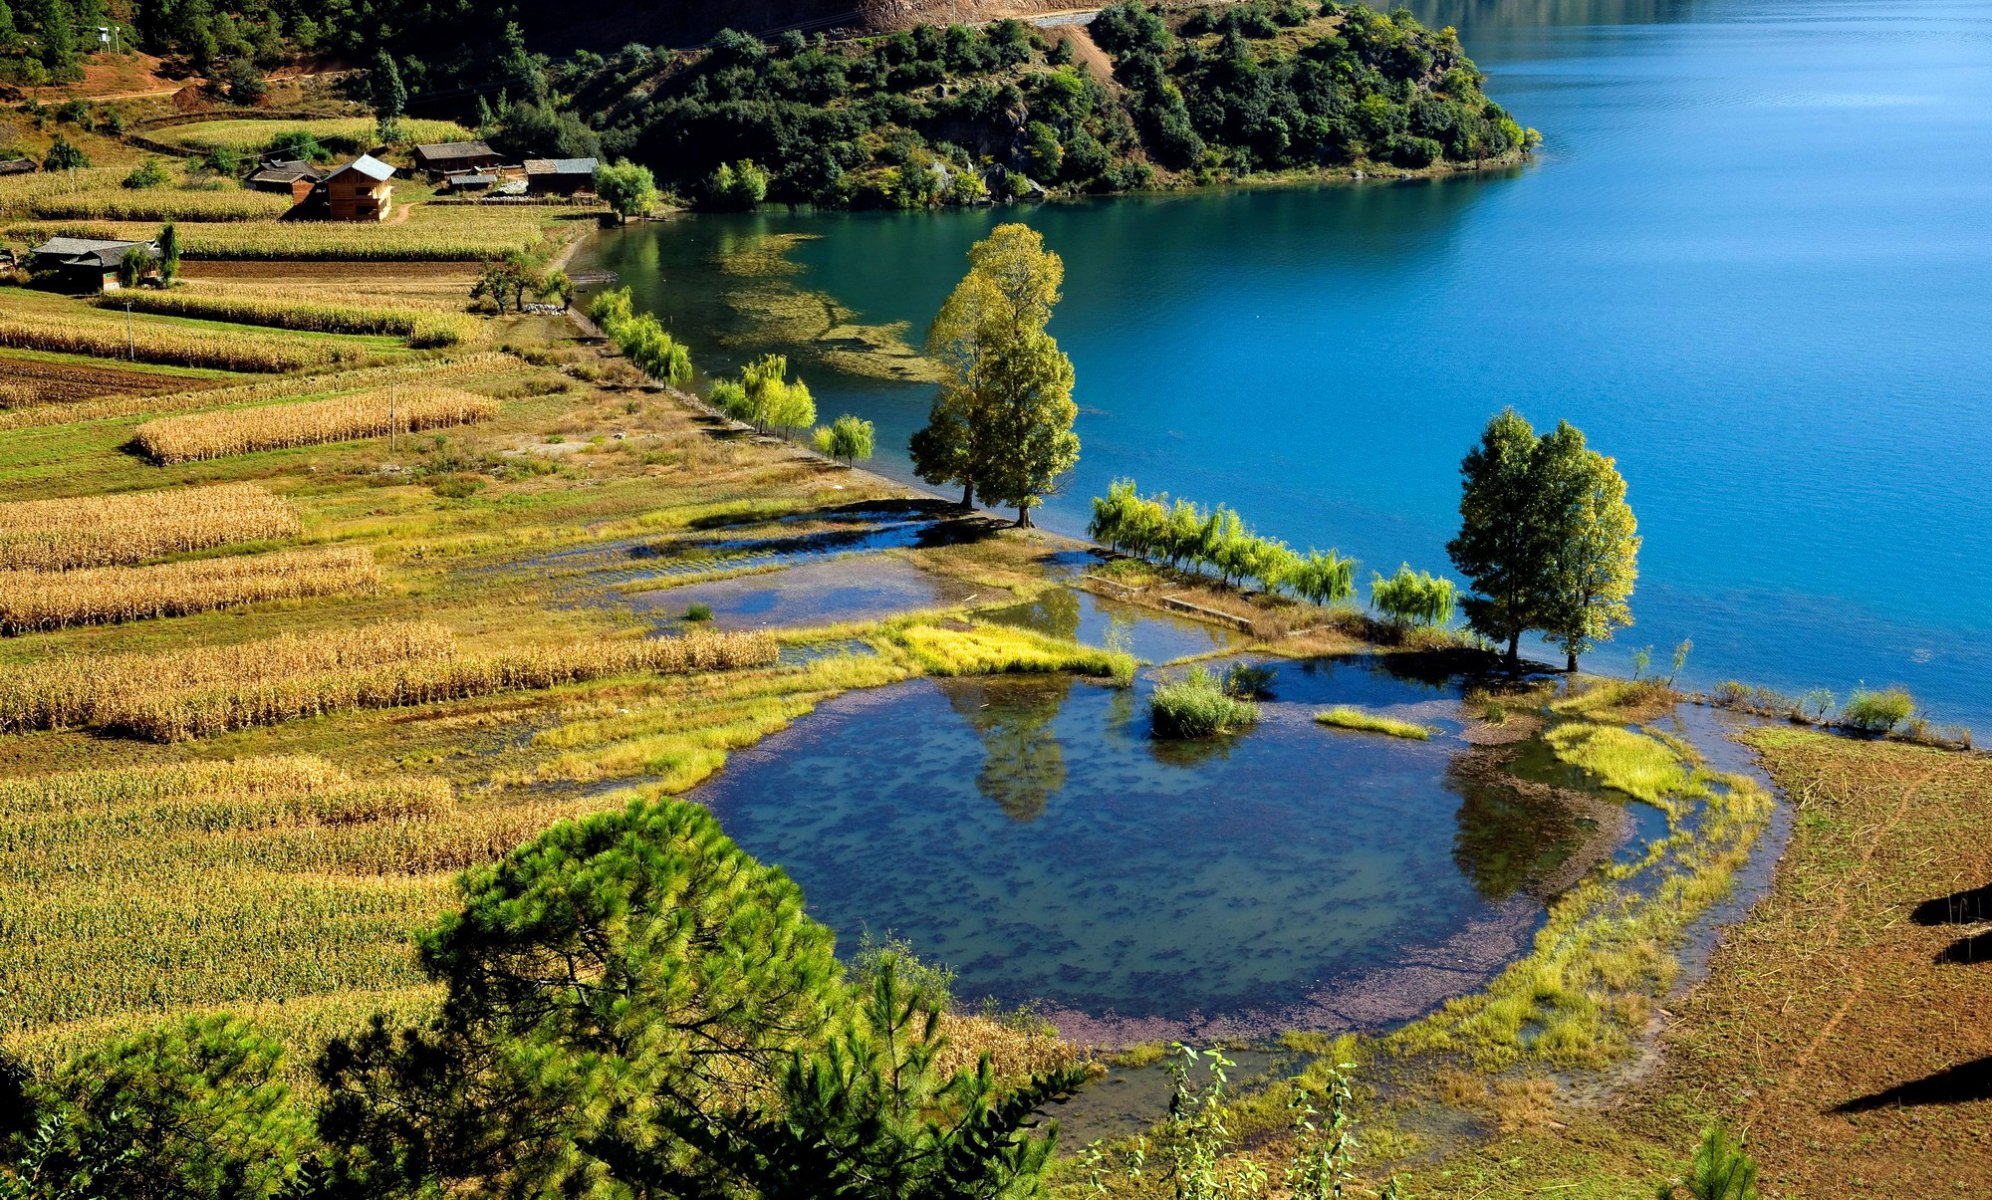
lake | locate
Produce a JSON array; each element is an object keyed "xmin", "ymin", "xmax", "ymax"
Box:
[{"xmin": 576, "ymin": 0, "xmax": 1992, "ymax": 728}]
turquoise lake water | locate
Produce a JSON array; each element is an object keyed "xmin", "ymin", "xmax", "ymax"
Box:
[{"xmin": 579, "ymin": 0, "xmax": 1992, "ymax": 727}]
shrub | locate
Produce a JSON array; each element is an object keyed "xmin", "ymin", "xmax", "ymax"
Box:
[
  {"xmin": 121, "ymin": 158, "xmax": 169, "ymax": 189},
  {"xmin": 1842, "ymin": 685, "xmax": 1915, "ymax": 734},
  {"xmin": 1150, "ymin": 666, "xmax": 1257, "ymax": 738}
]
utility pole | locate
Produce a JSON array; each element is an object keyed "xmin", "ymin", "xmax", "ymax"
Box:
[
  {"xmin": 123, "ymin": 299, "xmax": 134, "ymax": 361},
  {"xmin": 389, "ymin": 384, "xmax": 397, "ymax": 454}
]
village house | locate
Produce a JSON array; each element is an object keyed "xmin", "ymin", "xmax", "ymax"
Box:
[
  {"xmin": 0, "ymin": 158, "xmax": 37, "ymax": 177},
  {"xmin": 524, "ymin": 157, "xmax": 598, "ymax": 196},
  {"xmin": 246, "ymin": 158, "xmax": 325, "ymax": 194},
  {"xmin": 286, "ymin": 155, "xmax": 395, "ymax": 222},
  {"xmin": 28, "ymin": 236, "xmax": 160, "ymax": 292},
  {"xmin": 413, "ymin": 139, "xmax": 504, "ymax": 176}
]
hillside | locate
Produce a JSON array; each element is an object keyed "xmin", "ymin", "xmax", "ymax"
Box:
[{"xmin": 574, "ymin": 1, "xmax": 1536, "ymax": 209}]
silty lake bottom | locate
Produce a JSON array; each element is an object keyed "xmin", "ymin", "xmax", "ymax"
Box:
[
  {"xmin": 692, "ymin": 653, "xmax": 1645, "ymax": 1045},
  {"xmin": 576, "ymin": 0, "xmax": 1992, "ymax": 730}
]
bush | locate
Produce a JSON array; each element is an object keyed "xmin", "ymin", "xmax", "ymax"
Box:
[
  {"xmin": 1843, "ymin": 686, "xmax": 1915, "ymax": 734},
  {"xmin": 121, "ymin": 158, "xmax": 169, "ymax": 189},
  {"xmin": 1371, "ymin": 563, "xmax": 1457, "ymax": 629},
  {"xmin": 1150, "ymin": 666, "xmax": 1258, "ymax": 738}
]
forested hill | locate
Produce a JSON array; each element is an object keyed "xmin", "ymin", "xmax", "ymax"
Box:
[{"xmin": 576, "ymin": 2, "xmax": 1535, "ymax": 208}]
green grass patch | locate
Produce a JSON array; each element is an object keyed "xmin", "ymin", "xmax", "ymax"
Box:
[
  {"xmin": 1314, "ymin": 706, "xmax": 1432, "ymax": 740},
  {"xmin": 1543, "ymin": 722, "xmax": 1712, "ymax": 811},
  {"xmin": 1151, "ymin": 666, "xmax": 1258, "ymax": 738},
  {"xmin": 883, "ymin": 620, "xmax": 1134, "ymax": 680}
]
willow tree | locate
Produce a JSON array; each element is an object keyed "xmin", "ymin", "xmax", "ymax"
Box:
[
  {"xmin": 1540, "ymin": 437, "xmax": 1639, "ymax": 672},
  {"xmin": 910, "ymin": 224, "xmax": 1079, "ymax": 525}
]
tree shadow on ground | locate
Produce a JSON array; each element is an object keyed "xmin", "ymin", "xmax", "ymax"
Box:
[
  {"xmin": 1935, "ymin": 929, "xmax": 1992, "ymax": 965},
  {"xmin": 1834, "ymin": 1057, "xmax": 1992, "ymax": 1113},
  {"xmin": 1910, "ymin": 881, "xmax": 1992, "ymax": 925}
]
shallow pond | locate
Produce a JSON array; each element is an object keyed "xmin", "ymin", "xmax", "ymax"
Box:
[
  {"xmin": 693, "ymin": 655, "xmax": 1618, "ymax": 1043},
  {"xmin": 982, "ymin": 586, "xmax": 1243, "ymax": 665},
  {"xmin": 631, "ymin": 555, "xmax": 982, "ymax": 631}
]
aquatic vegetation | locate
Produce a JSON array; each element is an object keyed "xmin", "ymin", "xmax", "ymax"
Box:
[
  {"xmin": 884, "ymin": 620, "xmax": 1133, "ymax": 680},
  {"xmin": 132, "ymin": 387, "xmax": 499, "ymax": 463},
  {"xmin": 0, "ymin": 545, "xmax": 379, "ymax": 633},
  {"xmin": 1150, "ymin": 666, "xmax": 1258, "ymax": 737},
  {"xmin": 0, "ymin": 482, "xmax": 297, "ymax": 570},
  {"xmin": 1542, "ymin": 722, "xmax": 1710, "ymax": 810},
  {"xmin": 1314, "ymin": 707, "xmax": 1432, "ymax": 741}
]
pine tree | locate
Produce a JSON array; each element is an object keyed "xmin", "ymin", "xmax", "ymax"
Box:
[{"xmin": 369, "ymin": 50, "xmax": 405, "ymax": 143}]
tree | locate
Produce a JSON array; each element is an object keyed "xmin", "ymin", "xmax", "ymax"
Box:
[
  {"xmin": 814, "ymin": 413, "xmax": 875, "ymax": 466},
  {"xmin": 121, "ymin": 157, "xmax": 167, "ymax": 188},
  {"xmin": 265, "ymin": 129, "xmax": 326, "ymax": 162},
  {"xmin": 369, "ymin": 51, "xmax": 405, "ymax": 144},
  {"xmin": 1537, "ymin": 431, "xmax": 1638, "ymax": 671},
  {"xmin": 42, "ymin": 133, "xmax": 86, "ymax": 171},
  {"xmin": 44, "ymin": 1014, "xmax": 312, "ymax": 1200},
  {"xmin": 705, "ymin": 159, "xmax": 768, "ymax": 211},
  {"xmin": 1660, "ymin": 1124, "xmax": 1760, "ymax": 1200},
  {"xmin": 1371, "ymin": 564, "xmax": 1457, "ymax": 630},
  {"xmin": 116, "ymin": 244, "xmax": 149, "ymax": 288},
  {"xmin": 716, "ymin": 354, "xmax": 814, "ymax": 434},
  {"xmin": 470, "ymin": 251, "xmax": 537, "ymax": 313},
  {"xmin": 593, "ymin": 159, "xmax": 658, "ymax": 224},
  {"xmin": 315, "ymin": 797, "xmax": 847, "ymax": 1197},
  {"xmin": 1447, "ymin": 408, "xmax": 1549, "ymax": 667},
  {"xmin": 534, "ymin": 268, "xmax": 571, "ymax": 310},
  {"xmin": 912, "ymin": 223, "xmax": 1079, "ymax": 526},
  {"xmin": 157, "ymin": 222, "xmax": 180, "ymax": 286},
  {"xmin": 226, "ymin": 57, "xmax": 265, "ymax": 104}
]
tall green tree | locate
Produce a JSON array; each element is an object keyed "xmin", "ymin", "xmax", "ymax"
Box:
[
  {"xmin": 593, "ymin": 159, "xmax": 658, "ymax": 224},
  {"xmin": 911, "ymin": 223, "xmax": 1079, "ymax": 526},
  {"xmin": 1447, "ymin": 408, "xmax": 1552, "ymax": 667},
  {"xmin": 368, "ymin": 50, "xmax": 405, "ymax": 143},
  {"xmin": 316, "ymin": 797, "xmax": 846, "ymax": 1197},
  {"xmin": 1537, "ymin": 430, "xmax": 1639, "ymax": 671}
]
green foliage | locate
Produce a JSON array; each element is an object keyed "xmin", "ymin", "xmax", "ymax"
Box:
[
  {"xmin": 1088, "ymin": 478, "xmax": 1354, "ymax": 601},
  {"xmin": 121, "ymin": 158, "xmax": 168, "ymax": 189},
  {"xmin": 1660, "ymin": 1124, "xmax": 1760, "ymax": 1200},
  {"xmin": 1371, "ymin": 563, "xmax": 1457, "ymax": 629},
  {"xmin": 158, "ymin": 222, "xmax": 180, "ymax": 285},
  {"xmin": 369, "ymin": 50, "xmax": 406, "ymax": 125},
  {"xmin": 593, "ymin": 158, "xmax": 658, "ymax": 224},
  {"xmin": 1447, "ymin": 409, "xmax": 1640, "ymax": 669},
  {"xmin": 45, "ymin": 1014, "xmax": 312, "ymax": 1200},
  {"xmin": 589, "ymin": 285, "xmax": 694, "ymax": 386},
  {"xmin": 704, "ymin": 158, "xmax": 769, "ymax": 211},
  {"xmin": 1150, "ymin": 666, "xmax": 1258, "ymax": 738},
  {"xmin": 814, "ymin": 412, "xmax": 875, "ymax": 465},
  {"xmin": 850, "ymin": 932, "xmax": 956, "ymax": 1012},
  {"xmin": 315, "ymin": 796, "xmax": 847, "ymax": 1195},
  {"xmin": 264, "ymin": 129, "xmax": 327, "ymax": 163},
  {"xmin": 226, "ymin": 57, "xmax": 267, "ymax": 104},
  {"xmin": 41, "ymin": 133, "xmax": 86, "ymax": 171},
  {"xmin": 1843, "ymin": 685, "xmax": 1915, "ymax": 733},
  {"xmin": 913, "ymin": 224, "xmax": 1079, "ymax": 525},
  {"xmin": 116, "ymin": 244, "xmax": 149, "ymax": 288},
  {"xmin": 1315, "ymin": 707, "xmax": 1432, "ymax": 740},
  {"xmin": 715, "ymin": 353, "xmax": 815, "ymax": 433},
  {"xmin": 684, "ymin": 602, "xmax": 713, "ymax": 622}
]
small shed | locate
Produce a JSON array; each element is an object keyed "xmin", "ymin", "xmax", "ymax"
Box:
[
  {"xmin": 445, "ymin": 170, "xmax": 497, "ymax": 192},
  {"xmin": 414, "ymin": 140, "xmax": 502, "ymax": 176},
  {"xmin": 246, "ymin": 159, "xmax": 325, "ymax": 193},
  {"xmin": 29, "ymin": 236, "xmax": 160, "ymax": 292},
  {"xmin": 523, "ymin": 157, "xmax": 597, "ymax": 196},
  {"xmin": 313, "ymin": 155, "xmax": 395, "ymax": 222},
  {"xmin": 0, "ymin": 159, "xmax": 37, "ymax": 177}
]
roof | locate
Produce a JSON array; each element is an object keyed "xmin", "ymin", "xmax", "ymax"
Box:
[
  {"xmin": 524, "ymin": 157, "xmax": 598, "ymax": 176},
  {"xmin": 447, "ymin": 172, "xmax": 497, "ymax": 187},
  {"xmin": 328, "ymin": 154, "xmax": 395, "ymax": 183},
  {"xmin": 415, "ymin": 140, "xmax": 496, "ymax": 160},
  {"xmin": 0, "ymin": 158, "xmax": 36, "ymax": 175},
  {"xmin": 31, "ymin": 237, "xmax": 157, "ymax": 269},
  {"xmin": 248, "ymin": 159, "xmax": 323, "ymax": 184}
]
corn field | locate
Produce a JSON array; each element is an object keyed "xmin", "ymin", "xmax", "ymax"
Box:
[
  {"xmin": 108, "ymin": 290, "xmax": 479, "ymax": 348},
  {"xmin": 0, "ymin": 351, "xmax": 515, "ymax": 432},
  {"xmin": 0, "ymin": 169, "xmax": 276, "ymax": 222},
  {"xmin": 0, "ymin": 544, "xmax": 379, "ymax": 633},
  {"xmin": 0, "ymin": 755, "xmax": 624, "ymax": 1035},
  {"xmin": 0, "ymin": 481, "xmax": 299, "ymax": 571},
  {"xmin": 0, "ymin": 620, "xmax": 454, "ymax": 733},
  {"xmin": 160, "ymin": 117, "xmax": 476, "ymax": 154},
  {"xmin": 132, "ymin": 387, "xmax": 500, "ymax": 463},
  {"xmin": 12, "ymin": 208, "xmax": 570, "ymax": 260},
  {"xmin": 111, "ymin": 628, "xmax": 781, "ymax": 741},
  {"xmin": 0, "ymin": 306, "xmax": 368, "ymax": 373}
]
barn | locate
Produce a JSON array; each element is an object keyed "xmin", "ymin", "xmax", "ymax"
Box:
[
  {"xmin": 524, "ymin": 157, "xmax": 598, "ymax": 196},
  {"xmin": 414, "ymin": 140, "xmax": 503, "ymax": 176},
  {"xmin": 28, "ymin": 237, "xmax": 161, "ymax": 292}
]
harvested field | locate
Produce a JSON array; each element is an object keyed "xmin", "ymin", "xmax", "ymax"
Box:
[
  {"xmin": 0, "ymin": 545, "xmax": 378, "ymax": 633},
  {"xmin": 0, "ymin": 481, "xmax": 298, "ymax": 570},
  {"xmin": 0, "ymin": 352, "xmax": 227, "ymax": 411},
  {"xmin": 132, "ymin": 387, "xmax": 500, "ymax": 463},
  {"xmin": 12, "ymin": 205, "xmax": 584, "ymax": 261},
  {"xmin": 157, "ymin": 117, "xmax": 476, "ymax": 156}
]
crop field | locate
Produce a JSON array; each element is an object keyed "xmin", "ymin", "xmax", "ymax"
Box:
[
  {"xmin": 132, "ymin": 386, "xmax": 500, "ymax": 462},
  {"xmin": 156, "ymin": 116, "xmax": 478, "ymax": 156},
  {"xmin": 0, "ymin": 169, "xmax": 292, "ymax": 222},
  {"xmin": 12, "ymin": 204, "xmax": 584, "ymax": 260},
  {"xmin": 0, "ymin": 299, "xmax": 379, "ymax": 371},
  {"xmin": 109, "ymin": 287, "xmax": 480, "ymax": 346},
  {"xmin": 0, "ymin": 544, "xmax": 379, "ymax": 633},
  {"xmin": 0, "ymin": 481, "xmax": 298, "ymax": 570},
  {"xmin": 0, "ymin": 349, "xmax": 230, "ymax": 411}
]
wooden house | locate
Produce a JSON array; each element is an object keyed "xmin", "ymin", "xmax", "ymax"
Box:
[
  {"xmin": 29, "ymin": 236, "xmax": 160, "ymax": 292},
  {"xmin": 246, "ymin": 159, "xmax": 325, "ymax": 193},
  {"xmin": 414, "ymin": 140, "xmax": 502, "ymax": 176},
  {"xmin": 524, "ymin": 157, "xmax": 597, "ymax": 196},
  {"xmin": 319, "ymin": 155, "xmax": 395, "ymax": 221}
]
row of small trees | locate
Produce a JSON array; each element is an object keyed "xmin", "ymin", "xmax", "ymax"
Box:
[
  {"xmin": 587, "ymin": 285, "xmax": 692, "ymax": 386},
  {"xmin": 1088, "ymin": 479, "xmax": 1358, "ymax": 605}
]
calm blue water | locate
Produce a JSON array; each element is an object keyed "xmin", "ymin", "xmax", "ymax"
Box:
[
  {"xmin": 581, "ymin": 0, "xmax": 1992, "ymax": 727},
  {"xmin": 693, "ymin": 658, "xmax": 1593, "ymax": 1035}
]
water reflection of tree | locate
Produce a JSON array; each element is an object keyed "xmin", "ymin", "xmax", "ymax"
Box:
[
  {"xmin": 1446, "ymin": 761, "xmax": 1580, "ymax": 901},
  {"xmin": 941, "ymin": 676, "xmax": 1075, "ymax": 823}
]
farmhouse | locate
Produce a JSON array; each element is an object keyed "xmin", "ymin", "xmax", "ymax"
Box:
[
  {"xmin": 414, "ymin": 140, "xmax": 503, "ymax": 176},
  {"xmin": 445, "ymin": 171, "xmax": 498, "ymax": 193},
  {"xmin": 246, "ymin": 159, "xmax": 325, "ymax": 193},
  {"xmin": 0, "ymin": 158, "xmax": 36, "ymax": 177},
  {"xmin": 28, "ymin": 236, "xmax": 160, "ymax": 292},
  {"xmin": 286, "ymin": 155, "xmax": 395, "ymax": 221},
  {"xmin": 524, "ymin": 157, "xmax": 597, "ymax": 196}
]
